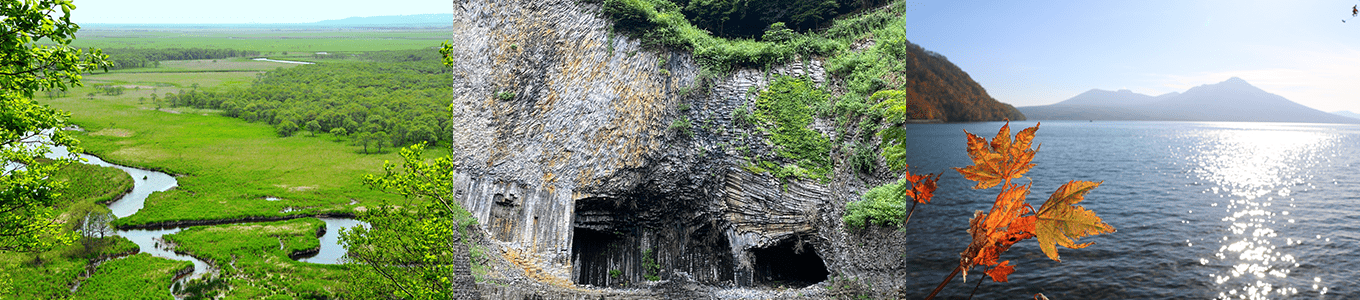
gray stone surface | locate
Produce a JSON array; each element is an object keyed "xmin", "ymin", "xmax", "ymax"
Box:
[{"xmin": 447, "ymin": 0, "xmax": 911, "ymax": 297}]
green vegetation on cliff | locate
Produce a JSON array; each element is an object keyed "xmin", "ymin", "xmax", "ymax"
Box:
[
  {"xmin": 750, "ymin": 76, "xmax": 833, "ymax": 181},
  {"xmin": 841, "ymin": 178, "xmax": 906, "ymax": 228},
  {"xmin": 596, "ymin": 0, "xmax": 1021, "ymax": 122}
]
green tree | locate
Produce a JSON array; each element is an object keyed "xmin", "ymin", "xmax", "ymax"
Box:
[
  {"xmin": 355, "ymin": 132, "xmax": 372, "ymax": 154},
  {"xmin": 342, "ymin": 42, "xmax": 472, "ymax": 298},
  {"xmin": 1, "ymin": 0, "xmax": 110, "ymax": 254},
  {"xmin": 373, "ymin": 131, "xmax": 389, "ymax": 153},
  {"xmin": 343, "ymin": 144, "xmax": 476, "ymax": 299},
  {"xmin": 305, "ymin": 120, "xmax": 321, "ymax": 137},
  {"xmin": 343, "ymin": 117, "xmax": 361, "ymax": 133},
  {"xmin": 277, "ymin": 120, "xmax": 299, "ymax": 137},
  {"xmin": 330, "ymin": 127, "xmax": 348, "ymax": 141}
]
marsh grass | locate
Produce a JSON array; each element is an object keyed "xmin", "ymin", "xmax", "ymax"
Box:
[
  {"xmin": 71, "ymin": 253, "xmax": 191, "ymax": 300},
  {"xmin": 164, "ymin": 218, "xmax": 349, "ymax": 299},
  {"xmin": 47, "ymin": 161, "xmax": 135, "ymax": 207}
]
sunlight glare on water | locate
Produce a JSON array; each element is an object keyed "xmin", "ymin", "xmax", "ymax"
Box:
[{"xmin": 1185, "ymin": 124, "xmax": 1336, "ymax": 299}]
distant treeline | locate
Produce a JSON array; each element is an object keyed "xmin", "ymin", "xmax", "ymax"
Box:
[
  {"xmin": 166, "ymin": 50, "xmax": 452, "ymax": 153},
  {"xmin": 103, "ymin": 48, "xmax": 262, "ymax": 69}
]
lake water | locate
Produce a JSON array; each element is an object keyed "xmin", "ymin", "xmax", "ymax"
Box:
[{"xmin": 899, "ymin": 121, "xmax": 1359, "ymax": 299}]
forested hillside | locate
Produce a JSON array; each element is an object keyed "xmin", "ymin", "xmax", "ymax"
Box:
[{"xmin": 165, "ymin": 50, "xmax": 452, "ymax": 152}]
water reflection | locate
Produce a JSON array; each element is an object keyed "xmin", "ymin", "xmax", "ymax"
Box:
[
  {"xmin": 1185, "ymin": 124, "xmax": 1335, "ymax": 299},
  {"xmin": 297, "ymin": 218, "xmax": 368, "ymax": 264}
]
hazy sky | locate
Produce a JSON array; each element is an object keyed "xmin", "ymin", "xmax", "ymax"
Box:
[
  {"xmin": 905, "ymin": 0, "xmax": 1360, "ymax": 112},
  {"xmin": 72, "ymin": 0, "xmax": 448, "ymax": 24},
  {"xmin": 70, "ymin": 1, "xmax": 1359, "ymax": 112}
]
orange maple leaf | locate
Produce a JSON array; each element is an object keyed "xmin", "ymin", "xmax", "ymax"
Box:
[
  {"xmin": 928, "ymin": 122, "xmax": 1116, "ymax": 299},
  {"xmin": 954, "ymin": 121, "xmax": 1040, "ymax": 189},
  {"xmin": 903, "ymin": 164, "xmax": 942, "ymax": 204},
  {"xmin": 961, "ymin": 183, "xmax": 1034, "ymax": 271},
  {"xmin": 1034, "ymin": 180, "xmax": 1116, "ymax": 262},
  {"xmin": 985, "ymin": 260, "xmax": 1015, "ymax": 282}
]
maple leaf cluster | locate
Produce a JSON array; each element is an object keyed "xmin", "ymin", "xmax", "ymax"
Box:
[
  {"xmin": 903, "ymin": 165, "xmax": 941, "ymax": 204},
  {"xmin": 953, "ymin": 122, "xmax": 1115, "ymax": 283}
]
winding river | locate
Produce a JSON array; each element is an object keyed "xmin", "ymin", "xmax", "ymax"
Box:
[
  {"xmin": 250, "ymin": 57, "xmax": 314, "ymax": 64},
  {"xmin": 47, "ymin": 139, "xmax": 365, "ymax": 293}
]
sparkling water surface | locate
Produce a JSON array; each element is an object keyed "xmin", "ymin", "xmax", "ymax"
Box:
[{"xmin": 899, "ymin": 121, "xmax": 1358, "ymax": 299}]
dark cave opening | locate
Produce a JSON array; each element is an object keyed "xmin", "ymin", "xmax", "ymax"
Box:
[
  {"xmin": 749, "ymin": 237, "xmax": 829, "ymax": 288},
  {"xmin": 570, "ymin": 195, "xmax": 737, "ymax": 286},
  {"xmin": 571, "ymin": 227, "xmax": 632, "ymax": 287}
]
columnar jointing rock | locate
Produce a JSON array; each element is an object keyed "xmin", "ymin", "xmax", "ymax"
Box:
[{"xmin": 449, "ymin": 0, "xmax": 908, "ymax": 296}]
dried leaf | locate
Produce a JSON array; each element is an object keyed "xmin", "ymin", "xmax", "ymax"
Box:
[
  {"xmin": 985, "ymin": 260, "xmax": 1015, "ymax": 282},
  {"xmin": 954, "ymin": 122, "xmax": 1040, "ymax": 189},
  {"xmin": 903, "ymin": 165, "xmax": 942, "ymax": 204},
  {"xmin": 1034, "ymin": 180, "xmax": 1116, "ymax": 262},
  {"xmin": 962, "ymin": 184, "xmax": 1035, "ymax": 270}
]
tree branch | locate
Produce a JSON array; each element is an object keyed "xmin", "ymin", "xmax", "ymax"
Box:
[{"xmin": 358, "ymin": 254, "xmax": 419, "ymax": 299}]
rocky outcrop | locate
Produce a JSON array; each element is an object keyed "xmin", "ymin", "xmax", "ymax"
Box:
[{"xmin": 448, "ymin": 0, "xmax": 909, "ymax": 296}]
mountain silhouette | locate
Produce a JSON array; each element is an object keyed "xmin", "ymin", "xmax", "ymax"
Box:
[
  {"xmin": 1332, "ymin": 110, "xmax": 1360, "ymax": 120},
  {"xmin": 1018, "ymin": 77, "xmax": 1360, "ymax": 124}
]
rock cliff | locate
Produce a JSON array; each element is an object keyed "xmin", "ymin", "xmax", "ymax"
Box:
[{"xmin": 447, "ymin": 0, "xmax": 913, "ymax": 297}]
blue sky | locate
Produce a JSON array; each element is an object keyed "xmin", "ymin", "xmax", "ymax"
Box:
[
  {"xmin": 905, "ymin": 0, "xmax": 1360, "ymax": 112},
  {"xmin": 72, "ymin": 0, "xmax": 448, "ymax": 24},
  {"xmin": 71, "ymin": 1, "xmax": 1358, "ymax": 112}
]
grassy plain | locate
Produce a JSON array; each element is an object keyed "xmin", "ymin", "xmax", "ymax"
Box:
[
  {"xmin": 0, "ymin": 236, "xmax": 139, "ymax": 299},
  {"xmin": 164, "ymin": 218, "xmax": 349, "ymax": 299},
  {"xmin": 71, "ymin": 253, "xmax": 191, "ymax": 300},
  {"xmin": 72, "ymin": 28, "xmax": 448, "ymax": 53}
]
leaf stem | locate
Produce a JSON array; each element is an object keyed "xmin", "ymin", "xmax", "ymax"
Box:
[
  {"xmin": 924, "ymin": 265, "xmax": 962, "ymax": 300},
  {"xmin": 901, "ymin": 199, "xmax": 918, "ymax": 296},
  {"xmin": 968, "ymin": 274, "xmax": 987, "ymax": 300}
]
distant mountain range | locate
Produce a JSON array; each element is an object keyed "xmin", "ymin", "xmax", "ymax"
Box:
[
  {"xmin": 1332, "ymin": 110, "xmax": 1360, "ymax": 120},
  {"xmin": 1018, "ymin": 77, "xmax": 1360, "ymax": 124},
  {"xmin": 312, "ymin": 14, "xmax": 451, "ymax": 26}
]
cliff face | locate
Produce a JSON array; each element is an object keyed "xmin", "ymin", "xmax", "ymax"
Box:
[{"xmin": 447, "ymin": 0, "xmax": 911, "ymax": 296}]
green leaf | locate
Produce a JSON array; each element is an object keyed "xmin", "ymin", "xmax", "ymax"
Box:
[{"xmin": 1034, "ymin": 180, "xmax": 1115, "ymax": 262}]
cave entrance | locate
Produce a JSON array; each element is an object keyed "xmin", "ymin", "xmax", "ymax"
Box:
[
  {"xmin": 571, "ymin": 227, "xmax": 632, "ymax": 287},
  {"xmin": 749, "ymin": 237, "xmax": 828, "ymax": 288}
]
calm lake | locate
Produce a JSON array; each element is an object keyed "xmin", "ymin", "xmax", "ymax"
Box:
[{"xmin": 899, "ymin": 121, "xmax": 1358, "ymax": 299}]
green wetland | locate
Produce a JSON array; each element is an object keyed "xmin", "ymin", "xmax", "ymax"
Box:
[{"xmin": 3, "ymin": 28, "xmax": 446, "ymax": 299}]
